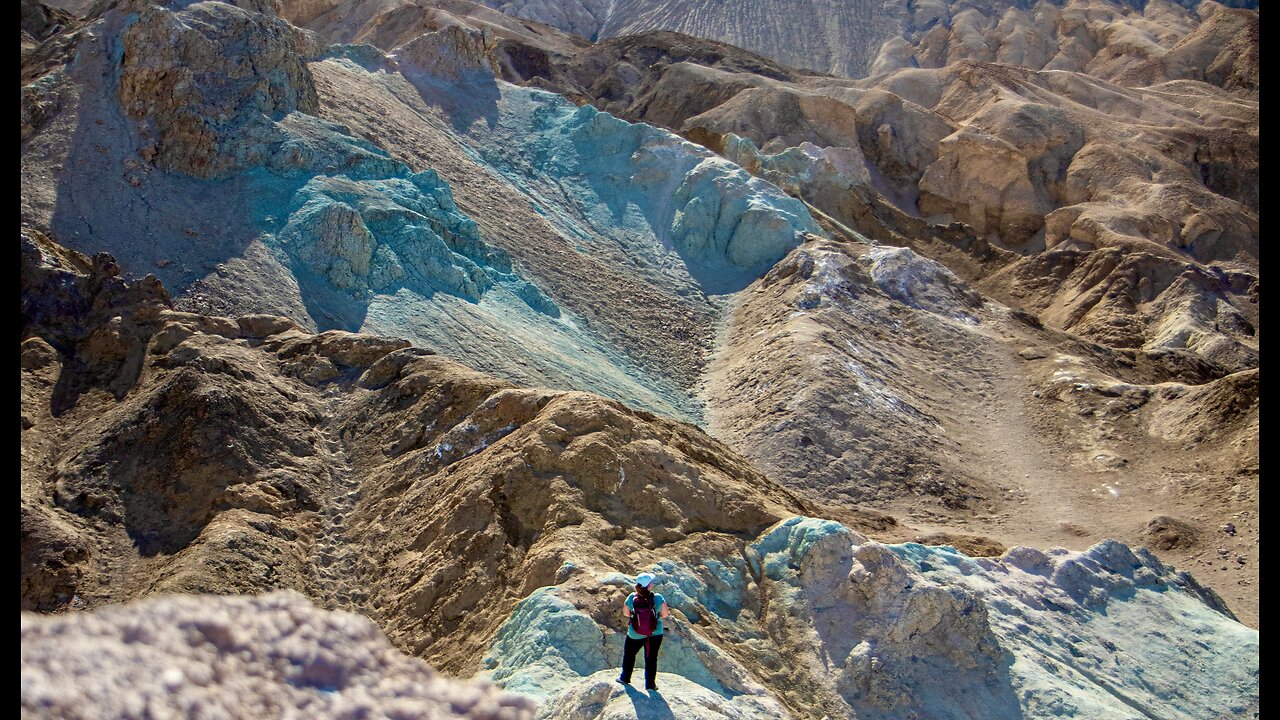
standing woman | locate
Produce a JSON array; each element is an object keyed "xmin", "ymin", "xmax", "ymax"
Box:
[{"xmin": 617, "ymin": 572, "xmax": 670, "ymax": 690}]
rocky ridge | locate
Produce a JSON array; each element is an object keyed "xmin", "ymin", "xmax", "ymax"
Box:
[
  {"xmin": 20, "ymin": 226, "xmax": 815, "ymax": 665},
  {"xmin": 19, "ymin": 224, "xmax": 1258, "ymax": 719}
]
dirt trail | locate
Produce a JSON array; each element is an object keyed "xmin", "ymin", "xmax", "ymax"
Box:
[
  {"xmin": 307, "ymin": 393, "xmax": 367, "ymax": 614},
  {"xmin": 880, "ymin": 306, "xmax": 1176, "ymax": 557},
  {"xmin": 879, "ymin": 318, "xmax": 1091, "ymax": 548},
  {"xmin": 958, "ymin": 331, "xmax": 1102, "ymax": 548},
  {"xmin": 889, "ymin": 314, "xmax": 1256, "ymax": 628}
]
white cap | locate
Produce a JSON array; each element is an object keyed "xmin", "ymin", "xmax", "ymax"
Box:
[{"xmin": 635, "ymin": 573, "xmax": 656, "ymax": 588}]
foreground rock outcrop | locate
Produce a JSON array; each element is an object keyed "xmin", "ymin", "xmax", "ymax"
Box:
[
  {"xmin": 482, "ymin": 517, "xmax": 1257, "ymax": 719},
  {"xmin": 21, "ymin": 591, "xmax": 535, "ymax": 719}
]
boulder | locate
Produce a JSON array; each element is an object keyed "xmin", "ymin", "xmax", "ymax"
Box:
[{"xmin": 20, "ymin": 591, "xmax": 536, "ymax": 719}]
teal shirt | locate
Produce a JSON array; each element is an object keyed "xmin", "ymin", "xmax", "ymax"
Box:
[{"xmin": 625, "ymin": 592, "xmax": 665, "ymax": 639}]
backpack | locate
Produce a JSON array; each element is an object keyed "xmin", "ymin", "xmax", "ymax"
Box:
[{"xmin": 630, "ymin": 592, "xmax": 658, "ymax": 636}]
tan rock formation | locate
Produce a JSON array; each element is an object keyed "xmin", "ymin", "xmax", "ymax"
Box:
[
  {"xmin": 471, "ymin": 0, "xmax": 1259, "ymax": 87},
  {"xmin": 117, "ymin": 0, "xmax": 324, "ymax": 178}
]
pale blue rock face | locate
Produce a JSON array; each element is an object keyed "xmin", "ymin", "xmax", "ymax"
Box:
[
  {"xmin": 461, "ymin": 86, "xmax": 823, "ymax": 295},
  {"xmin": 370, "ymin": 63, "xmax": 824, "ymax": 420},
  {"xmin": 538, "ymin": 671, "xmax": 792, "ymax": 720},
  {"xmin": 269, "ymin": 169, "xmax": 558, "ymax": 313},
  {"xmin": 746, "ymin": 514, "xmax": 852, "ymax": 580},
  {"xmin": 479, "ymin": 585, "xmax": 754, "ymax": 703},
  {"xmin": 481, "ymin": 588, "xmax": 609, "ymax": 700},
  {"xmin": 478, "ymin": 517, "xmax": 1258, "ymax": 720},
  {"xmin": 259, "ymin": 60, "xmax": 822, "ymax": 420},
  {"xmin": 198, "ymin": 106, "xmax": 568, "ymax": 340},
  {"xmin": 891, "ymin": 541, "xmax": 1260, "ymax": 720}
]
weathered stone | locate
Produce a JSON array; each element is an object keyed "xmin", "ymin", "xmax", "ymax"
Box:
[
  {"xmin": 20, "ymin": 591, "xmax": 536, "ymax": 719},
  {"xmin": 118, "ymin": 0, "xmax": 320, "ymax": 178}
]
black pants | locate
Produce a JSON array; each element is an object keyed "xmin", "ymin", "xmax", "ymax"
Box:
[{"xmin": 620, "ymin": 634, "xmax": 663, "ymax": 687}]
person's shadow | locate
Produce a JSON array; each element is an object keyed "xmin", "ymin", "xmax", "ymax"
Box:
[{"xmin": 623, "ymin": 684, "xmax": 675, "ymax": 720}]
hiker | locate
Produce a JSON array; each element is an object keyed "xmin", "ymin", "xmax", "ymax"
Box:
[{"xmin": 617, "ymin": 572, "xmax": 670, "ymax": 691}]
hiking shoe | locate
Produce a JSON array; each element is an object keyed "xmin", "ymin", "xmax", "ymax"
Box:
[
  {"xmin": 645, "ymin": 684, "xmax": 658, "ymax": 691},
  {"xmin": 616, "ymin": 677, "xmax": 630, "ymax": 685}
]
